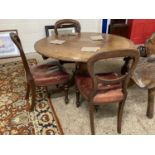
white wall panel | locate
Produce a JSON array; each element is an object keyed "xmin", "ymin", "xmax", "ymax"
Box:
[{"xmin": 0, "ymin": 19, "xmax": 101, "ymax": 53}]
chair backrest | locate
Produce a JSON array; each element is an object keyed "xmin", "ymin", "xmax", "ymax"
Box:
[
  {"xmin": 45, "ymin": 25, "xmax": 55, "ymax": 37},
  {"xmin": 45, "ymin": 24, "xmax": 79, "ymax": 37},
  {"xmin": 54, "ymin": 19, "xmax": 81, "ymax": 36},
  {"xmin": 10, "ymin": 33, "xmax": 33, "ymax": 82},
  {"xmin": 87, "ymin": 49, "xmax": 139, "ymax": 99}
]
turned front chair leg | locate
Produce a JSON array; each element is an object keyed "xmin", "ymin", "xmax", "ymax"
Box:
[
  {"xmin": 89, "ymin": 102, "xmax": 95, "ymax": 135},
  {"xmin": 147, "ymin": 88, "xmax": 155, "ymax": 118},
  {"xmin": 117, "ymin": 96, "xmax": 126, "ymax": 134},
  {"xmin": 64, "ymin": 84, "xmax": 69, "ymax": 104}
]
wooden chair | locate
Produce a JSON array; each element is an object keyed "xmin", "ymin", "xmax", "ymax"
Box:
[
  {"xmin": 54, "ymin": 19, "xmax": 81, "ymax": 36},
  {"xmin": 145, "ymin": 32, "xmax": 155, "ymax": 55},
  {"xmin": 43, "ymin": 23, "xmax": 79, "ymax": 60},
  {"xmin": 10, "ymin": 33, "xmax": 70, "ymax": 111},
  {"xmin": 132, "ymin": 56, "xmax": 155, "ymax": 119},
  {"xmin": 75, "ymin": 49, "xmax": 139, "ymax": 134},
  {"xmin": 42, "ymin": 25, "xmax": 56, "ymax": 60},
  {"xmin": 133, "ymin": 32, "xmax": 155, "ymax": 119},
  {"xmin": 54, "ymin": 19, "xmax": 81, "ymax": 65}
]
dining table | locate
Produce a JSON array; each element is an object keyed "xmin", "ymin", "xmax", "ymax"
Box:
[{"xmin": 34, "ymin": 32, "xmax": 137, "ymax": 75}]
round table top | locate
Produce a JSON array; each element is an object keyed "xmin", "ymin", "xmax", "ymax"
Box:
[{"xmin": 34, "ymin": 32, "xmax": 136, "ymax": 62}]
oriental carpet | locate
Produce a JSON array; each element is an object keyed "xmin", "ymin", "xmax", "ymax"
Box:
[{"xmin": 0, "ymin": 59, "xmax": 63, "ymax": 135}]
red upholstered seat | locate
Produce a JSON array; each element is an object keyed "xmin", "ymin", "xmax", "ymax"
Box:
[
  {"xmin": 30, "ymin": 61, "xmax": 69, "ymax": 86},
  {"xmin": 75, "ymin": 73, "xmax": 123, "ymax": 104}
]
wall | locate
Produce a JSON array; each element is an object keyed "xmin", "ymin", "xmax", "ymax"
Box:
[{"xmin": 0, "ymin": 19, "xmax": 102, "ymax": 53}]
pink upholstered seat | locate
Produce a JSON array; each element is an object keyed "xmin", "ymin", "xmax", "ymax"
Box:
[
  {"xmin": 30, "ymin": 61, "xmax": 69, "ymax": 86},
  {"xmin": 75, "ymin": 73, "xmax": 123, "ymax": 104}
]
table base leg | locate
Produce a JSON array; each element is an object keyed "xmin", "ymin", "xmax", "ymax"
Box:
[
  {"xmin": 121, "ymin": 57, "xmax": 131, "ymax": 74},
  {"xmin": 147, "ymin": 88, "xmax": 155, "ymax": 119}
]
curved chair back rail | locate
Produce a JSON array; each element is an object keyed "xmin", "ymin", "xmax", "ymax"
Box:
[{"xmin": 54, "ymin": 19, "xmax": 81, "ymax": 36}]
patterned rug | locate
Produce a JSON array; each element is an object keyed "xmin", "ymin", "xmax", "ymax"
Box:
[{"xmin": 0, "ymin": 59, "xmax": 63, "ymax": 135}]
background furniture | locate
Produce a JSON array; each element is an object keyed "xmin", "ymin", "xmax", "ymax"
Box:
[
  {"xmin": 108, "ymin": 19, "xmax": 128, "ymax": 38},
  {"xmin": 43, "ymin": 19, "xmax": 81, "ymax": 63},
  {"xmin": 132, "ymin": 32, "xmax": 155, "ymax": 119},
  {"xmin": 137, "ymin": 32, "xmax": 155, "ymax": 57},
  {"xmin": 54, "ymin": 19, "xmax": 81, "ymax": 65},
  {"xmin": 43, "ymin": 24, "xmax": 77, "ymax": 60},
  {"xmin": 75, "ymin": 49, "xmax": 139, "ymax": 134},
  {"xmin": 128, "ymin": 19, "xmax": 155, "ymax": 44},
  {"xmin": 54, "ymin": 19, "xmax": 81, "ymax": 36},
  {"xmin": 144, "ymin": 32, "xmax": 155, "ymax": 55},
  {"xmin": 132, "ymin": 56, "xmax": 155, "ymax": 118},
  {"xmin": 10, "ymin": 33, "xmax": 70, "ymax": 111},
  {"xmin": 45, "ymin": 24, "xmax": 76, "ymax": 37}
]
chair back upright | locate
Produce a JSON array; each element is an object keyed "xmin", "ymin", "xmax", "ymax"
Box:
[
  {"xmin": 10, "ymin": 33, "xmax": 34, "ymax": 83},
  {"xmin": 54, "ymin": 19, "xmax": 81, "ymax": 36},
  {"xmin": 87, "ymin": 49, "xmax": 139, "ymax": 102}
]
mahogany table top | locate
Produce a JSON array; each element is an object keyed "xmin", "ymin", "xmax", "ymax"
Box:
[{"xmin": 34, "ymin": 32, "xmax": 136, "ymax": 62}]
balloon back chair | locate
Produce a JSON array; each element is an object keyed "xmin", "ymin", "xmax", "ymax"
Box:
[
  {"xmin": 10, "ymin": 33, "xmax": 70, "ymax": 111},
  {"xmin": 75, "ymin": 49, "xmax": 139, "ymax": 134},
  {"xmin": 42, "ymin": 20, "xmax": 80, "ymax": 60},
  {"xmin": 54, "ymin": 19, "xmax": 81, "ymax": 66},
  {"xmin": 54, "ymin": 19, "xmax": 81, "ymax": 36}
]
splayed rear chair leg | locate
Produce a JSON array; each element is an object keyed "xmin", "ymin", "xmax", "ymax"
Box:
[{"xmin": 89, "ymin": 103, "xmax": 95, "ymax": 135}]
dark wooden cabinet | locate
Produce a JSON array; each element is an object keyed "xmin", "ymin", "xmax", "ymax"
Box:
[
  {"xmin": 110, "ymin": 19, "xmax": 126, "ymax": 25},
  {"xmin": 108, "ymin": 19, "xmax": 129, "ymax": 38}
]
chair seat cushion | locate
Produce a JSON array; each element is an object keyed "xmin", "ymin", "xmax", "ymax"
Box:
[
  {"xmin": 75, "ymin": 73, "xmax": 124, "ymax": 104},
  {"xmin": 30, "ymin": 61, "xmax": 69, "ymax": 86}
]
